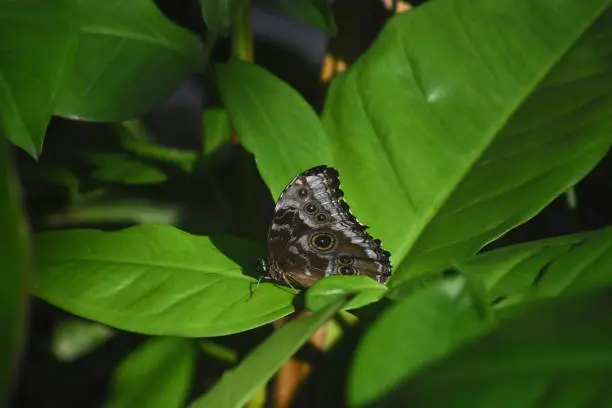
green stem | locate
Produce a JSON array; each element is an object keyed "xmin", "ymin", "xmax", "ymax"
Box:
[
  {"xmin": 42, "ymin": 201, "xmax": 180, "ymax": 228},
  {"xmin": 233, "ymin": 0, "xmax": 253, "ymax": 61}
]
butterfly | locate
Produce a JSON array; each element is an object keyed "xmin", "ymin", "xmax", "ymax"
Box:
[{"xmin": 259, "ymin": 165, "xmax": 392, "ymax": 289}]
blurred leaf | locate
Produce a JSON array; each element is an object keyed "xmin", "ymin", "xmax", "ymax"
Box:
[
  {"xmin": 33, "ymin": 226, "xmax": 294, "ymax": 336},
  {"xmin": 43, "ymin": 200, "xmax": 181, "ymax": 228},
  {"xmin": 55, "ymin": 0, "xmax": 204, "ymax": 121},
  {"xmin": 217, "ymin": 59, "xmax": 332, "ymax": 199},
  {"xmin": 565, "ymin": 186, "xmax": 578, "ymax": 209},
  {"xmin": 52, "ymin": 318, "xmax": 114, "ymax": 362},
  {"xmin": 264, "ymin": 0, "xmax": 337, "ymax": 35},
  {"xmin": 323, "ymin": 309, "xmax": 360, "ymax": 351},
  {"xmin": 203, "ymin": 107, "xmax": 232, "ymax": 155},
  {"xmin": 118, "ymin": 122, "xmax": 198, "ymax": 172},
  {"xmin": 306, "ymin": 275, "xmax": 387, "ymax": 312},
  {"xmin": 189, "ymin": 296, "xmax": 346, "ymax": 408},
  {"xmin": 0, "ymin": 0, "xmax": 76, "ymax": 156},
  {"xmin": 349, "ymin": 273, "xmax": 492, "ymax": 407},
  {"xmin": 321, "ymin": 0, "xmax": 612, "ymax": 286},
  {"xmin": 104, "ymin": 337, "xmax": 194, "ymax": 408},
  {"xmin": 367, "ymin": 286, "xmax": 612, "ymax": 408},
  {"xmin": 20, "ymin": 164, "xmax": 81, "ymax": 203},
  {"xmin": 85, "ymin": 153, "xmax": 167, "ymax": 185},
  {"xmin": 0, "ymin": 136, "xmax": 29, "ymax": 403},
  {"xmin": 200, "ymin": 0, "xmax": 245, "ymax": 35},
  {"xmin": 199, "ymin": 340, "xmax": 238, "ymax": 364},
  {"xmin": 456, "ymin": 227, "xmax": 612, "ymax": 308}
]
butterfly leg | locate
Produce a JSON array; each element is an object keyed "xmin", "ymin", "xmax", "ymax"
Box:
[{"xmin": 249, "ymin": 275, "xmax": 274, "ymax": 299}]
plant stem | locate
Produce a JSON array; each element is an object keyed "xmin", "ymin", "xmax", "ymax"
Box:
[
  {"xmin": 233, "ymin": 0, "xmax": 253, "ymax": 61},
  {"xmin": 41, "ymin": 201, "xmax": 180, "ymax": 228}
]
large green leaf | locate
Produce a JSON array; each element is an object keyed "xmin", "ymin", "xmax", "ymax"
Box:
[
  {"xmin": 349, "ymin": 273, "xmax": 493, "ymax": 407},
  {"xmin": 104, "ymin": 337, "xmax": 194, "ymax": 408},
  {"xmin": 457, "ymin": 227, "xmax": 612, "ymax": 308},
  {"xmin": 189, "ymin": 296, "xmax": 346, "ymax": 408},
  {"xmin": 54, "ymin": 0, "xmax": 204, "ymax": 121},
  {"xmin": 361, "ymin": 286, "xmax": 612, "ymax": 407},
  {"xmin": 0, "ymin": 0, "xmax": 76, "ymax": 156},
  {"xmin": 0, "ymin": 136, "xmax": 29, "ymax": 403},
  {"xmin": 33, "ymin": 226, "xmax": 294, "ymax": 336},
  {"xmin": 217, "ymin": 59, "xmax": 332, "ymax": 198},
  {"xmin": 321, "ymin": 0, "xmax": 612, "ymax": 286}
]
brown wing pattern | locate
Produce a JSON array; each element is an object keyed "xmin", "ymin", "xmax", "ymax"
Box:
[{"xmin": 266, "ymin": 165, "xmax": 392, "ymax": 288}]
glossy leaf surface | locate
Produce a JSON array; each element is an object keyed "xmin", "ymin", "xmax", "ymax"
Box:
[
  {"xmin": 217, "ymin": 59, "xmax": 332, "ymax": 199},
  {"xmin": 321, "ymin": 0, "xmax": 612, "ymax": 286},
  {"xmin": 33, "ymin": 226, "xmax": 294, "ymax": 336},
  {"xmin": 457, "ymin": 228, "xmax": 612, "ymax": 308},
  {"xmin": 0, "ymin": 0, "xmax": 76, "ymax": 155},
  {"xmin": 55, "ymin": 0, "xmax": 203, "ymax": 121}
]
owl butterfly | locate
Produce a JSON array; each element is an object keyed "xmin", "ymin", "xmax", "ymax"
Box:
[{"xmin": 260, "ymin": 165, "xmax": 392, "ymax": 289}]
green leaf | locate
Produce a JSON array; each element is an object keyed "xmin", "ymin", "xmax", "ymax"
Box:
[
  {"xmin": 457, "ymin": 228, "xmax": 612, "ymax": 308},
  {"xmin": 104, "ymin": 337, "xmax": 194, "ymax": 408},
  {"xmin": 52, "ymin": 318, "xmax": 114, "ymax": 362},
  {"xmin": 264, "ymin": 0, "xmax": 337, "ymax": 35},
  {"xmin": 349, "ymin": 274, "xmax": 492, "ymax": 407},
  {"xmin": 118, "ymin": 122, "xmax": 198, "ymax": 173},
  {"xmin": 321, "ymin": 0, "xmax": 612, "ymax": 286},
  {"xmin": 200, "ymin": 0, "xmax": 244, "ymax": 35},
  {"xmin": 217, "ymin": 59, "xmax": 332, "ymax": 198},
  {"xmin": 0, "ymin": 0, "xmax": 76, "ymax": 156},
  {"xmin": 55, "ymin": 0, "xmax": 204, "ymax": 121},
  {"xmin": 189, "ymin": 296, "xmax": 346, "ymax": 408},
  {"xmin": 306, "ymin": 275, "xmax": 387, "ymax": 312},
  {"xmin": 366, "ymin": 286, "xmax": 612, "ymax": 408},
  {"xmin": 85, "ymin": 152, "xmax": 167, "ymax": 185},
  {"xmin": 203, "ymin": 107, "xmax": 232, "ymax": 155},
  {"xmin": 33, "ymin": 226, "xmax": 295, "ymax": 337},
  {"xmin": 0, "ymin": 136, "xmax": 29, "ymax": 402}
]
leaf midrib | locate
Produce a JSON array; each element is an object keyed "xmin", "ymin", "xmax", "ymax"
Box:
[{"xmin": 37, "ymin": 257, "xmax": 244, "ymax": 277}]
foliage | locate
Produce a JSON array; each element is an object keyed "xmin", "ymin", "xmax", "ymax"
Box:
[{"xmin": 2, "ymin": 0, "xmax": 612, "ymax": 407}]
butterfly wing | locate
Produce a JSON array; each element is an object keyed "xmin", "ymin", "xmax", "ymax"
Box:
[{"xmin": 266, "ymin": 165, "xmax": 392, "ymax": 288}]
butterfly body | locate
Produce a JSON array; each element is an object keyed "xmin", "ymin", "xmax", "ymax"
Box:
[{"xmin": 264, "ymin": 165, "xmax": 392, "ymax": 288}]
